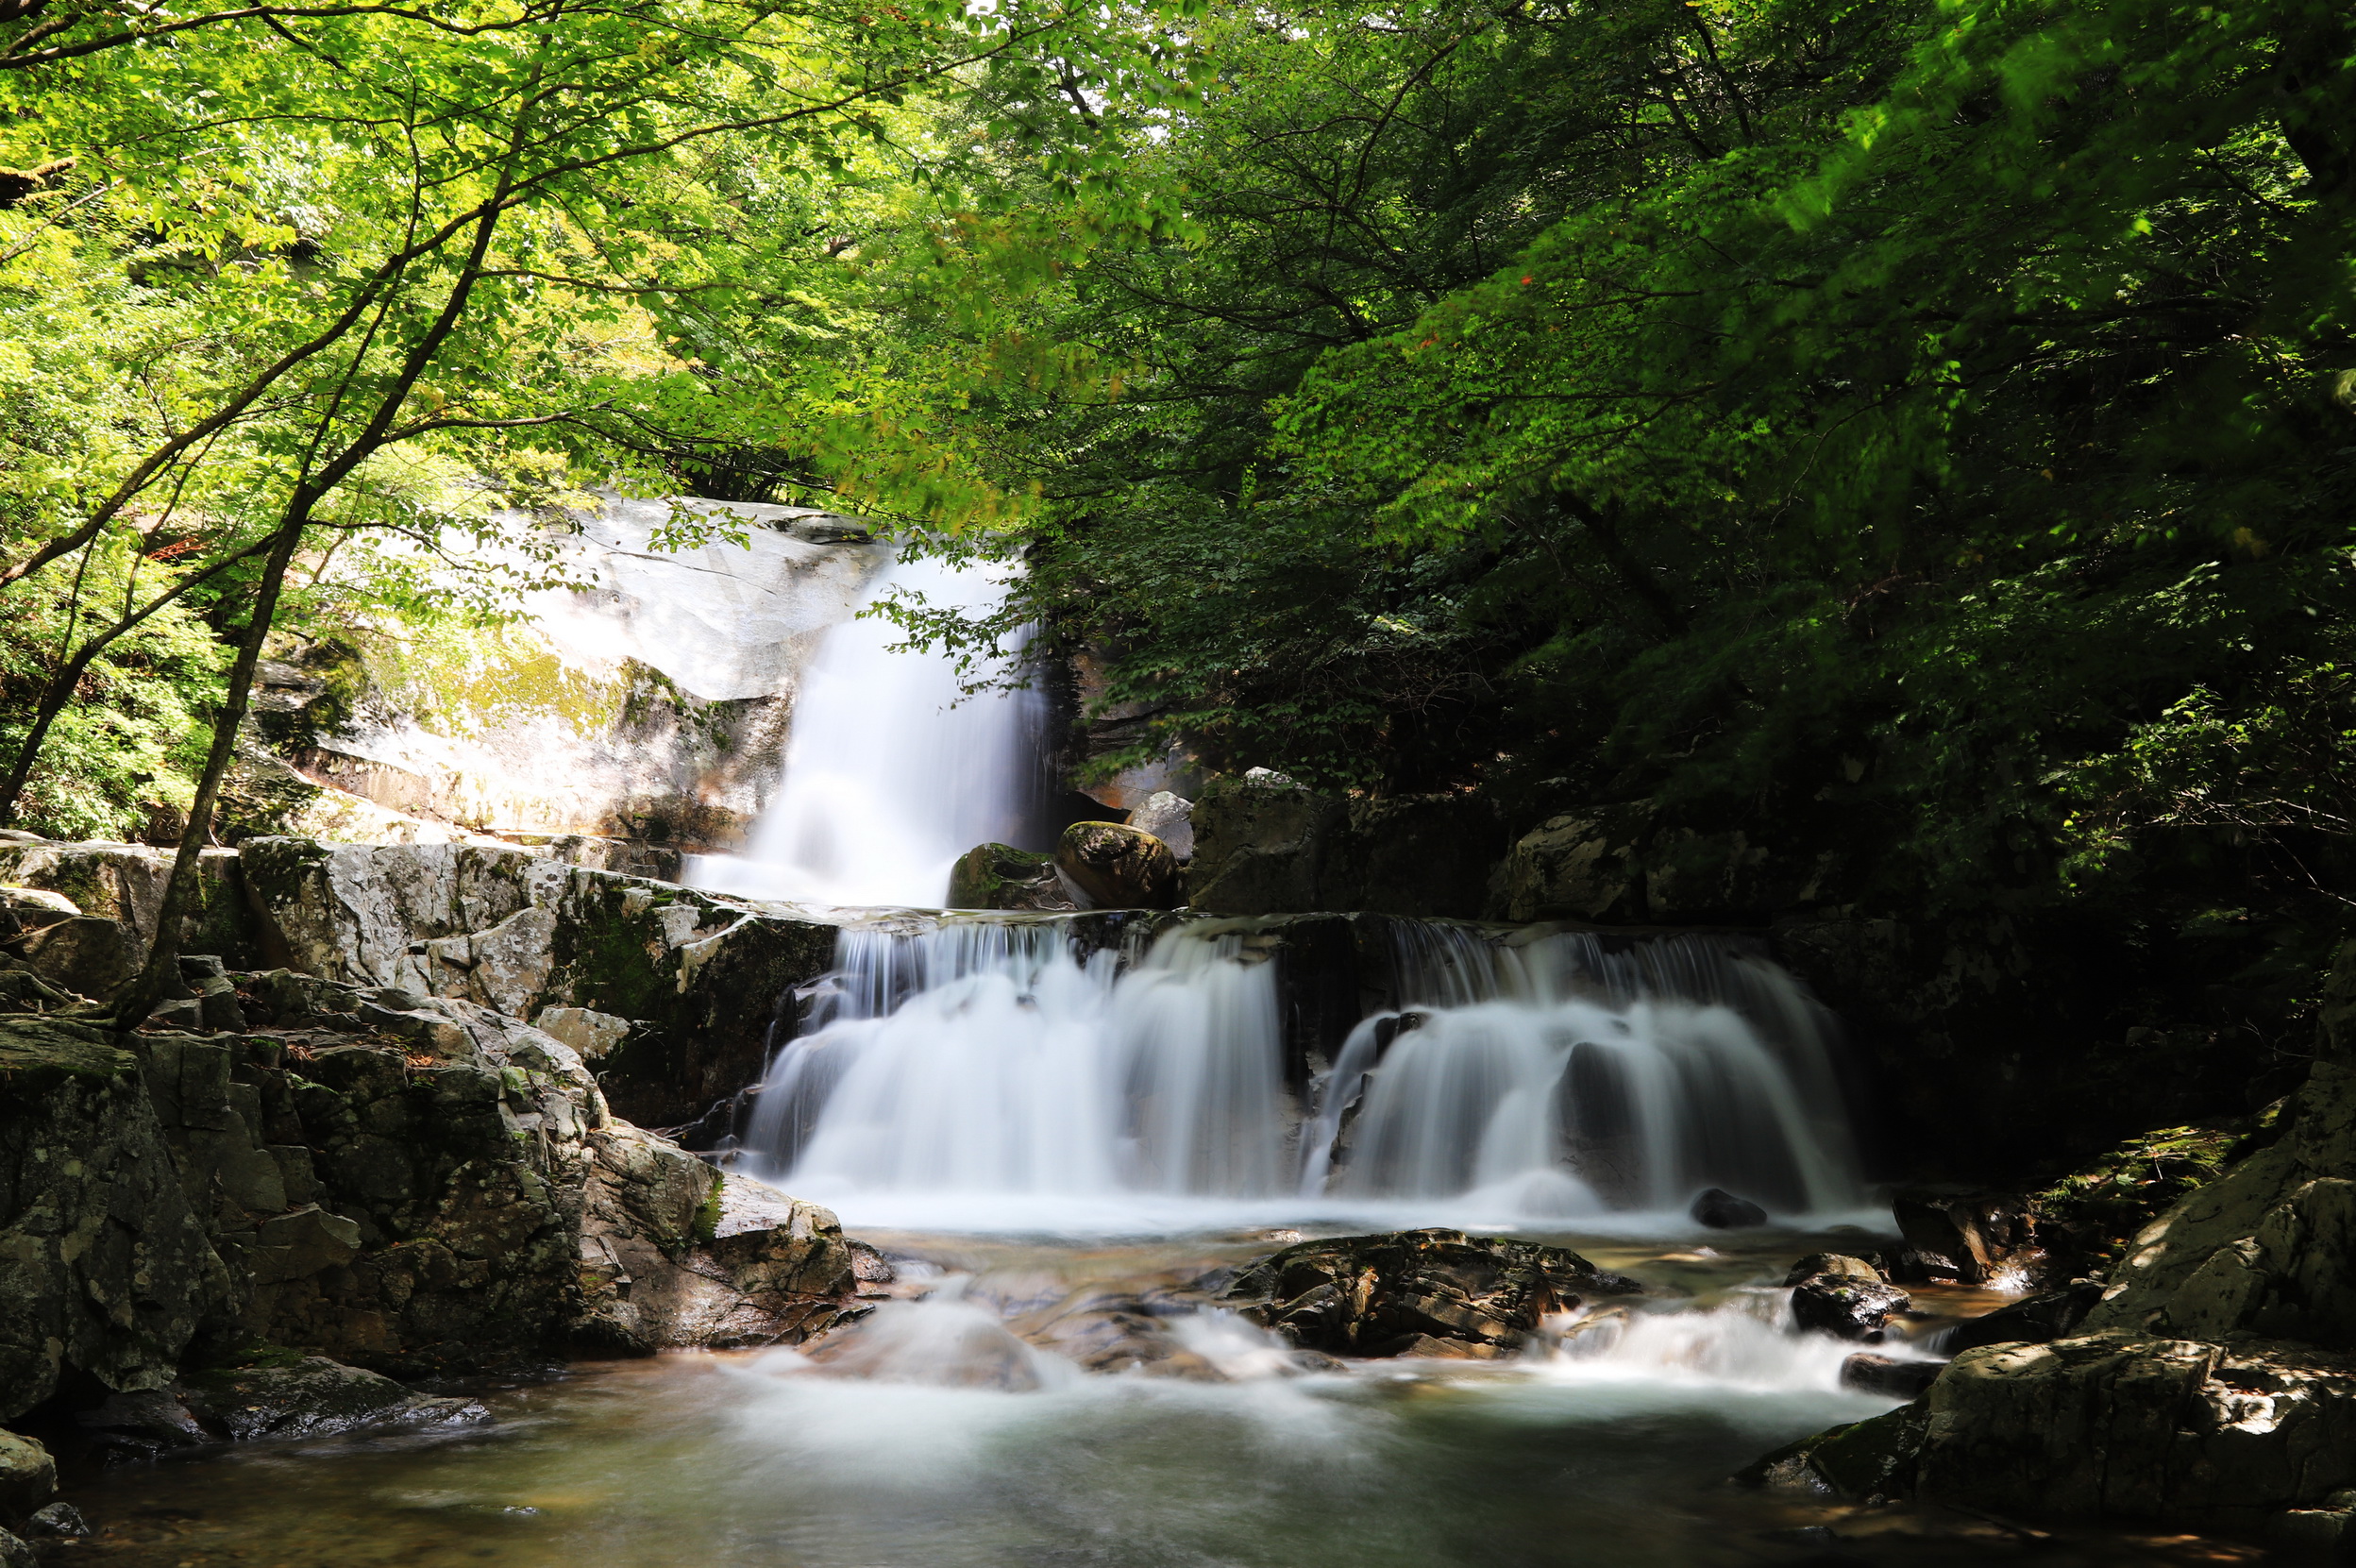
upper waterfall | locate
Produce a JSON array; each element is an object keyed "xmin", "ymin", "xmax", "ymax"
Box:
[{"xmin": 687, "ymin": 552, "xmax": 1049, "ymax": 907}]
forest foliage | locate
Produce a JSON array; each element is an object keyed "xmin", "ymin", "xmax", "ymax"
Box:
[{"xmin": 0, "ymin": 0, "xmax": 2349, "ymax": 1014}]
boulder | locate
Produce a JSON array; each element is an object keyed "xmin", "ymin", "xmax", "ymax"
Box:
[
  {"xmin": 15, "ymin": 915, "xmax": 137, "ymax": 1002},
  {"xmin": 1126, "ymin": 791, "xmax": 1195, "ymax": 861},
  {"xmin": 0, "ymin": 1433, "xmax": 54, "ymax": 1524},
  {"xmin": 1788, "ymin": 1256, "xmax": 1910, "ymax": 1341},
  {"xmin": 1892, "ymin": 1185, "xmax": 2037, "ymax": 1286},
  {"xmin": 1220, "ymin": 1227, "xmax": 1642, "ymax": 1357},
  {"xmin": 1690, "ymin": 1187, "xmax": 1768, "ymax": 1228},
  {"xmin": 532, "ymin": 1004, "xmax": 631, "ymax": 1060},
  {"xmin": 0, "ymin": 888, "xmax": 76, "ymax": 939},
  {"xmin": 0, "ymin": 1532, "xmax": 25, "ymax": 1568},
  {"xmin": 0, "ymin": 839, "xmax": 253, "ymax": 969},
  {"xmin": 1054, "ymin": 821, "xmax": 1179, "ymax": 910},
  {"xmin": 0, "ymin": 1017, "xmax": 233, "ymax": 1419},
  {"xmin": 1840, "ymin": 1353, "xmax": 1943, "ymax": 1400},
  {"xmin": 945, "ymin": 843, "xmax": 1076, "ymax": 912},
  {"xmin": 1186, "ymin": 776, "xmax": 1348, "ymax": 915},
  {"xmin": 1494, "ymin": 808, "xmax": 1646, "ymax": 923},
  {"xmin": 1944, "ymin": 1282, "xmax": 2104, "ymax": 1355},
  {"xmin": 174, "ymin": 1356, "xmax": 484, "ymax": 1441}
]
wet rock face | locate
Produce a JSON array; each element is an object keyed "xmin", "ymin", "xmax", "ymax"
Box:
[
  {"xmin": 1839, "ymin": 1353, "xmax": 1942, "ymax": 1400},
  {"xmin": 1220, "ymin": 1228, "xmax": 1642, "ymax": 1357},
  {"xmin": 1785, "ymin": 1256, "xmax": 1909, "ymax": 1342},
  {"xmin": 1944, "ymin": 1283, "xmax": 2103, "ymax": 1355},
  {"xmin": 1055, "ymin": 821, "xmax": 1179, "ymax": 910}
]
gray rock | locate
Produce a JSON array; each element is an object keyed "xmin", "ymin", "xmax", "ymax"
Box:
[
  {"xmin": 1495, "ymin": 808, "xmax": 1646, "ymax": 923},
  {"xmin": 19, "ymin": 915, "xmax": 138, "ymax": 1002},
  {"xmin": 76, "ymin": 1387, "xmax": 213, "ymax": 1455},
  {"xmin": 1186, "ymin": 781, "xmax": 1347, "ymax": 915},
  {"xmin": 1126, "ymin": 792, "xmax": 1194, "ymax": 861},
  {"xmin": 0, "ymin": 1018, "xmax": 233, "ymax": 1420},
  {"xmin": 0, "ymin": 887, "xmax": 77, "ymax": 938},
  {"xmin": 0, "ymin": 1528, "xmax": 30, "ymax": 1568},
  {"xmin": 532, "ymin": 1005, "xmax": 631, "ymax": 1060}
]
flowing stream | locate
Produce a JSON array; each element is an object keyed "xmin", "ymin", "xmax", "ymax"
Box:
[{"xmin": 59, "ymin": 553, "xmax": 2235, "ymax": 1567}]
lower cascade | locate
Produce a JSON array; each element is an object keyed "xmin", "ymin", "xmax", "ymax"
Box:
[{"xmin": 740, "ymin": 913, "xmax": 1870, "ymax": 1229}]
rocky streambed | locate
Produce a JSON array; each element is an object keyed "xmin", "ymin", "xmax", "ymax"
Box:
[{"xmin": 2, "ymin": 831, "xmax": 2352, "ymax": 1565}]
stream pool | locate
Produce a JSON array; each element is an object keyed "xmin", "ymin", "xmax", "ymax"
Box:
[{"xmin": 56, "ymin": 1226, "xmax": 2257, "ymax": 1568}]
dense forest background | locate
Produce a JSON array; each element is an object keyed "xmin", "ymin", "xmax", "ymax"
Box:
[{"xmin": 2, "ymin": 0, "xmax": 2350, "ymax": 1144}]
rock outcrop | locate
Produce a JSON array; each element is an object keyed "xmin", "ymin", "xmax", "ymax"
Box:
[
  {"xmin": 234, "ymin": 836, "xmax": 838, "ymax": 1125},
  {"xmin": 1220, "ymin": 1228, "xmax": 1642, "ymax": 1358},
  {"xmin": 1744, "ymin": 940, "xmax": 2356, "ymax": 1554},
  {"xmin": 0, "ymin": 958, "xmax": 871, "ymax": 1429},
  {"xmin": 1186, "ymin": 779, "xmax": 1503, "ymax": 919}
]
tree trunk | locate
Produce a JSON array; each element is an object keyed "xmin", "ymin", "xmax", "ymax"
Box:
[{"xmin": 110, "ymin": 513, "xmax": 310, "ymax": 1026}]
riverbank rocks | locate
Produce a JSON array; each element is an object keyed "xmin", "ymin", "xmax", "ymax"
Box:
[
  {"xmin": 0, "ymin": 1434, "xmax": 54, "ymax": 1523},
  {"xmin": 172, "ymin": 1357, "xmax": 485, "ymax": 1442},
  {"xmin": 1744, "ymin": 941, "xmax": 2356, "ymax": 1548},
  {"xmin": 1055, "ymin": 821, "xmax": 1179, "ymax": 910},
  {"xmin": 1944, "ymin": 1281, "xmax": 2103, "ymax": 1355},
  {"xmin": 235, "ymin": 836, "xmax": 840, "ymax": 1124},
  {"xmin": 0, "ymin": 955, "xmax": 871, "ymax": 1431},
  {"xmin": 1785, "ymin": 1255, "xmax": 1909, "ymax": 1341},
  {"xmin": 1221, "ymin": 1228, "xmax": 1642, "ymax": 1357},
  {"xmin": 1839, "ymin": 1353, "xmax": 1942, "ymax": 1399},
  {"xmin": 947, "ymin": 843, "xmax": 1077, "ymax": 912}
]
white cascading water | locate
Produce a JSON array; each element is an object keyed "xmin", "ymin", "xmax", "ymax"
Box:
[
  {"xmin": 687, "ymin": 552, "xmax": 1048, "ymax": 907},
  {"xmin": 741, "ymin": 915, "xmax": 1870, "ymax": 1231}
]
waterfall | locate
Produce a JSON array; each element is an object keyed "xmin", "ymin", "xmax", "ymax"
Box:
[
  {"xmin": 739, "ymin": 915, "xmax": 1869, "ymax": 1232},
  {"xmin": 686, "ymin": 552, "xmax": 1049, "ymax": 907}
]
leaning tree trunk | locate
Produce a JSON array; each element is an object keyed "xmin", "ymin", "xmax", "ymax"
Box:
[{"xmin": 111, "ymin": 514, "xmax": 309, "ymax": 1027}]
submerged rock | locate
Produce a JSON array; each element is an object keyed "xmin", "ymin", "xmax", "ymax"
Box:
[
  {"xmin": 175, "ymin": 1357, "xmax": 484, "ymax": 1442},
  {"xmin": 1689, "ymin": 1188, "xmax": 1768, "ymax": 1228},
  {"xmin": 1220, "ymin": 1228, "xmax": 1642, "ymax": 1357},
  {"xmin": 1055, "ymin": 821, "xmax": 1179, "ymax": 910}
]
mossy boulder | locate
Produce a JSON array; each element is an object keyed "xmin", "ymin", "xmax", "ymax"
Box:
[
  {"xmin": 1055, "ymin": 821, "xmax": 1179, "ymax": 910},
  {"xmin": 946, "ymin": 843, "xmax": 1074, "ymax": 911}
]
